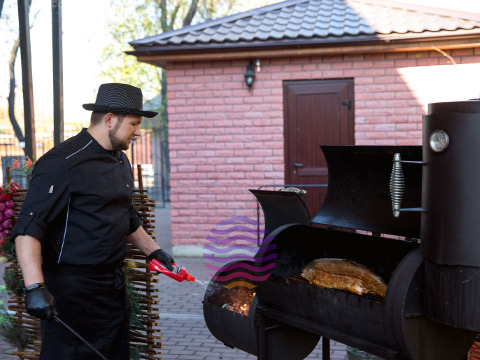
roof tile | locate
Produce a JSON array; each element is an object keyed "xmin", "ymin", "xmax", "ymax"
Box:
[{"xmin": 131, "ymin": 0, "xmax": 480, "ymax": 48}]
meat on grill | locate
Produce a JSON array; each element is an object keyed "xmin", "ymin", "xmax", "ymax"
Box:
[{"xmin": 300, "ymin": 258, "xmax": 387, "ymax": 297}]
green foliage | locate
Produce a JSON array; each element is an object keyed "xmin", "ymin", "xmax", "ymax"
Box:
[
  {"xmin": 129, "ymin": 346, "xmax": 141, "ymax": 360},
  {"xmin": 124, "ymin": 262, "xmax": 145, "ymax": 331},
  {"xmin": 0, "ymin": 286, "xmax": 31, "ymax": 350},
  {"xmin": 126, "ymin": 279, "xmax": 144, "ymax": 330},
  {"xmin": 100, "ymin": 0, "xmax": 281, "ymax": 102},
  {"xmin": 196, "ymin": 0, "xmax": 238, "ymax": 21},
  {"xmin": 0, "ymin": 314, "xmax": 31, "ymax": 350},
  {"xmin": 3, "ymin": 268, "xmax": 24, "ymax": 297},
  {"xmin": 11, "ymin": 157, "xmax": 35, "ymax": 177},
  {"xmin": 2, "ymin": 241, "xmax": 16, "ymax": 262},
  {"xmin": 101, "ymin": 0, "xmax": 163, "ymax": 100}
]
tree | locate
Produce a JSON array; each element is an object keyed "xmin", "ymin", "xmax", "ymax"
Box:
[
  {"xmin": 101, "ymin": 0, "xmax": 279, "ymax": 94},
  {"xmin": 8, "ymin": 35, "xmax": 24, "ymax": 142},
  {"xmin": 101, "ymin": 0, "xmax": 281, "ymax": 197}
]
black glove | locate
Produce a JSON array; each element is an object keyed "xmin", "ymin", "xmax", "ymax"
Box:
[
  {"xmin": 149, "ymin": 249, "xmax": 175, "ymax": 271},
  {"xmin": 25, "ymin": 283, "xmax": 55, "ymax": 321}
]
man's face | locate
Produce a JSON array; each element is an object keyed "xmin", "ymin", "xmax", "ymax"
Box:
[{"xmin": 109, "ymin": 114, "xmax": 142, "ymax": 151}]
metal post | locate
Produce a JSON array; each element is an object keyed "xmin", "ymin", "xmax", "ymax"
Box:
[
  {"xmin": 322, "ymin": 337, "xmax": 330, "ymax": 360},
  {"xmin": 52, "ymin": 0, "xmax": 64, "ymax": 145},
  {"xmin": 17, "ymin": 0, "xmax": 36, "ymax": 160},
  {"xmin": 0, "ymin": 0, "xmax": 5, "ymax": 18},
  {"xmin": 257, "ymin": 311, "xmax": 266, "ymax": 360}
]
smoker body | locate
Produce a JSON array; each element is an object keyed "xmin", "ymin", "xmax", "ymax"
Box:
[
  {"xmin": 250, "ymin": 145, "xmax": 475, "ymax": 360},
  {"xmin": 421, "ymin": 100, "xmax": 480, "ymax": 331},
  {"xmin": 203, "ymin": 101, "xmax": 480, "ymax": 360}
]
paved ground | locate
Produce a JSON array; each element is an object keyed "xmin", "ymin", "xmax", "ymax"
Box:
[{"xmin": 0, "ymin": 203, "xmax": 349, "ymax": 360}]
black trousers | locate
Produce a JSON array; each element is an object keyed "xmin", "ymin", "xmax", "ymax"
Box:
[{"xmin": 41, "ymin": 265, "xmax": 131, "ymax": 360}]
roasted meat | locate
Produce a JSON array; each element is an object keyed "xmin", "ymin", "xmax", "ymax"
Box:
[{"xmin": 300, "ymin": 258, "xmax": 387, "ymax": 297}]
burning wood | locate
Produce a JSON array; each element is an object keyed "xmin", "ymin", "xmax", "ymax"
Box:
[{"xmin": 221, "ymin": 287, "xmax": 255, "ymax": 316}]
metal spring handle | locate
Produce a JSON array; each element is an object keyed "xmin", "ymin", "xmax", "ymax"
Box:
[{"xmin": 390, "ymin": 153, "xmax": 405, "ymax": 218}]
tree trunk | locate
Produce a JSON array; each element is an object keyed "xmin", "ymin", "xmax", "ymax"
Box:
[
  {"xmin": 183, "ymin": 0, "xmax": 199, "ymax": 26},
  {"xmin": 8, "ymin": 36, "xmax": 26, "ymax": 144}
]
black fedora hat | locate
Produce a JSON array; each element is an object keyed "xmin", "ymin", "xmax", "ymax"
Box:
[{"xmin": 83, "ymin": 83, "xmax": 158, "ymax": 118}]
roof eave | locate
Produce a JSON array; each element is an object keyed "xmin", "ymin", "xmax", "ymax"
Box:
[{"xmin": 128, "ymin": 31, "xmax": 480, "ymax": 68}]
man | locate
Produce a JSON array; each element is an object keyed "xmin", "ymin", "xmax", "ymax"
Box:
[{"xmin": 11, "ymin": 83, "xmax": 175, "ymax": 359}]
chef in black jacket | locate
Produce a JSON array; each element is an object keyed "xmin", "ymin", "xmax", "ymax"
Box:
[{"xmin": 11, "ymin": 83, "xmax": 175, "ymax": 360}]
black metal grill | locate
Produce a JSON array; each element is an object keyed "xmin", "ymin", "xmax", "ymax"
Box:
[{"xmin": 203, "ymin": 100, "xmax": 480, "ymax": 360}]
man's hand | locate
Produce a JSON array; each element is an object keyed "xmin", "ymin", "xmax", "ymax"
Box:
[
  {"xmin": 149, "ymin": 249, "xmax": 175, "ymax": 271},
  {"xmin": 25, "ymin": 284, "xmax": 55, "ymax": 321}
]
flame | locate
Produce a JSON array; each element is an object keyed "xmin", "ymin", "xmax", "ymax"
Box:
[
  {"xmin": 239, "ymin": 303, "xmax": 249, "ymax": 315},
  {"xmin": 221, "ymin": 286, "xmax": 255, "ymax": 316}
]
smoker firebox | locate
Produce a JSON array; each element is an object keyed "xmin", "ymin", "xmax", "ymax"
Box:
[
  {"xmin": 203, "ymin": 100, "xmax": 480, "ymax": 359},
  {"xmin": 203, "ymin": 260, "xmax": 320, "ymax": 359}
]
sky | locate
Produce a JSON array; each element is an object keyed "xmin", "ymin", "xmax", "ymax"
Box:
[{"xmin": 0, "ymin": 0, "xmax": 479, "ymax": 132}]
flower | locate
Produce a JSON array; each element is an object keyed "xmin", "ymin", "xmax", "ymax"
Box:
[
  {"xmin": 11, "ymin": 157, "xmax": 36, "ymax": 176},
  {"xmin": 25, "ymin": 156, "xmax": 33, "ymax": 169},
  {"xmin": 0, "ymin": 181, "xmax": 19, "ymax": 201}
]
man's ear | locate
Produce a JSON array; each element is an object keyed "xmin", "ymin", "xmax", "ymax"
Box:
[{"xmin": 104, "ymin": 113, "xmax": 115, "ymax": 129}]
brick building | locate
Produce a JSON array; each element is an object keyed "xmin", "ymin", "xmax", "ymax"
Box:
[{"xmin": 130, "ymin": 0, "xmax": 480, "ymax": 256}]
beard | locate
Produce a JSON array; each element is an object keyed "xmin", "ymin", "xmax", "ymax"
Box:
[{"xmin": 109, "ymin": 121, "xmax": 130, "ymax": 151}]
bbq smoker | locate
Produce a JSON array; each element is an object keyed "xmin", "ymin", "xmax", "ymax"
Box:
[{"xmin": 203, "ymin": 100, "xmax": 480, "ymax": 360}]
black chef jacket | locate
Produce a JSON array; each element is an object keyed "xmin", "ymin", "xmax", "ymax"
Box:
[{"xmin": 11, "ymin": 128, "xmax": 143, "ymax": 267}]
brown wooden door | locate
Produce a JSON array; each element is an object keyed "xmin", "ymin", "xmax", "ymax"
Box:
[{"xmin": 284, "ymin": 79, "xmax": 354, "ymax": 217}]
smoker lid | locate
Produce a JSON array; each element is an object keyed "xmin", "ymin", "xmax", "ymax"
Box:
[
  {"xmin": 311, "ymin": 146, "xmax": 422, "ymax": 238},
  {"xmin": 428, "ymin": 99, "xmax": 480, "ymax": 114},
  {"xmin": 250, "ymin": 189, "xmax": 311, "ymax": 238}
]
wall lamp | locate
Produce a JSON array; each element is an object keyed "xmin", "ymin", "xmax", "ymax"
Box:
[{"xmin": 244, "ymin": 59, "xmax": 261, "ymax": 88}]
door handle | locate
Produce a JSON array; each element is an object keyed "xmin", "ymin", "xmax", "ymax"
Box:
[
  {"xmin": 341, "ymin": 99, "xmax": 352, "ymax": 110},
  {"xmin": 293, "ymin": 157, "xmax": 304, "ymax": 167},
  {"xmin": 293, "ymin": 157, "xmax": 303, "ymax": 175}
]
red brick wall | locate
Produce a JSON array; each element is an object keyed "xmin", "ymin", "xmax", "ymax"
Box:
[{"xmin": 166, "ymin": 48, "xmax": 480, "ymax": 251}]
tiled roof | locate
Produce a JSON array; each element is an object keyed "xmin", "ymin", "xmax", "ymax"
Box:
[{"xmin": 130, "ymin": 0, "xmax": 480, "ymax": 50}]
